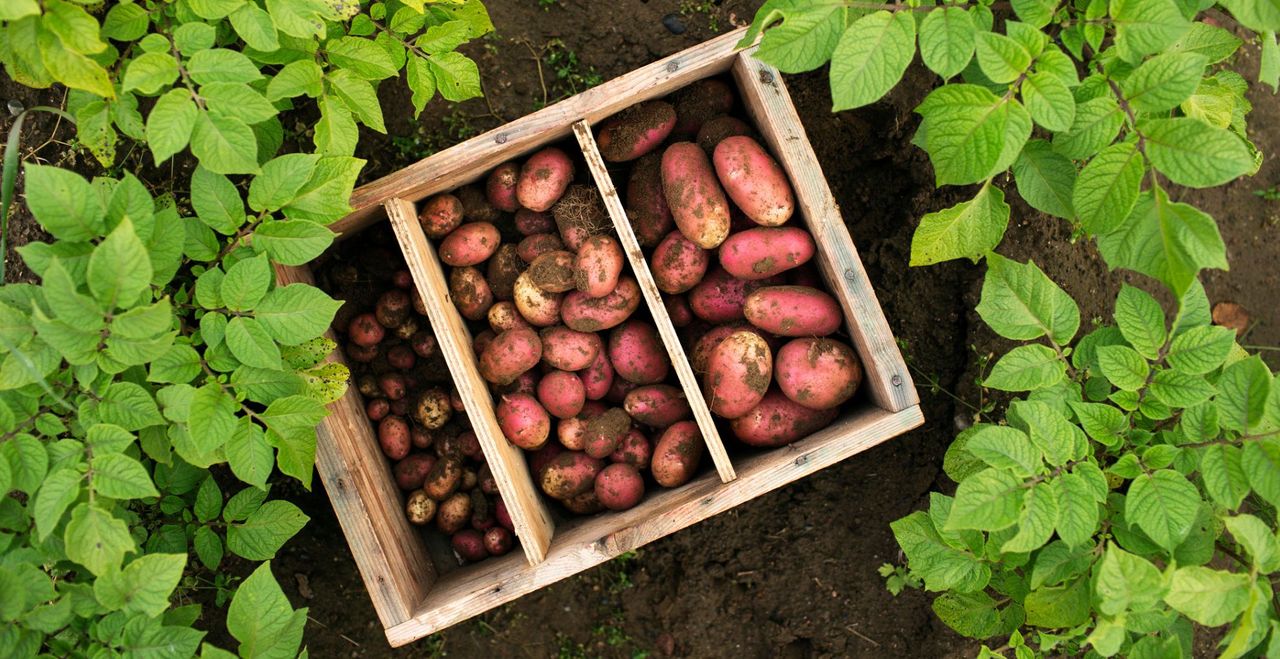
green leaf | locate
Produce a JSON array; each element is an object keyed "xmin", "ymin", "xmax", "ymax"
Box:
[
  {"xmin": 1011, "ymin": 0, "xmax": 1056, "ymax": 27},
  {"xmin": 226, "ymin": 500, "xmax": 309, "ymax": 560},
  {"xmin": 194, "ymin": 526, "xmax": 223, "ymax": 570},
  {"xmin": 93, "ymin": 553, "xmax": 186, "ymax": 617},
  {"xmin": 280, "ymin": 156, "xmax": 364, "ymax": 223},
  {"xmin": 1218, "ymin": 0, "xmax": 1280, "ymax": 33},
  {"xmin": 44, "ymin": 0, "xmax": 106, "ymax": 54},
  {"xmin": 260, "ymin": 395, "xmax": 326, "ymax": 435},
  {"xmin": 253, "ymin": 221, "xmax": 334, "ymax": 266},
  {"xmin": 327, "ymin": 70, "xmax": 385, "ymax": 133},
  {"xmin": 99, "ymin": 382, "xmax": 164, "ymax": 430},
  {"xmin": 255, "ymin": 284, "xmax": 341, "ymax": 345},
  {"xmin": 221, "ymin": 254, "xmax": 272, "ymax": 311},
  {"xmin": 226, "ymin": 420, "xmax": 273, "ymax": 489},
  {"xmin": 917, "ymin": 85, "xmax": 1031, "ymax": 186},
  {"xmin": 427, "ymin": 51, "xmax": 482, "ymax": 102},
  {"xmin": 326, "ymin": 36, "xmax": 398, "ymax": 80},
  {"xmin": 64, "ymin": 503, "xmax": 134, "ymax": 576},
  {"xmin": 146, "ymin": 89, "xmax": 198, "ymax": 166},
  {"xmin": 191, "ymin": 111, "xmax": 260, "ymax": 175},
  {"xmin": 1262, "ymin": 31, "xmax": 1279, "ymax": 94},
  {"xmin": 228, "ymin": 3, "xmax": 279, "ymax": 51},
  {"xmin": 1011, "ymin": 400, "xmax": 1080, "ymax": 466},
  {"xmin": 891, "ymin": 511, "xmax": 990, "ymax": 593},
  {"xmin": 1167, "ymin": 325, "xmax": 1234, "ymax": 375},
  {"xmin": 149, "ymin": 344, "xmax": 202, "ymax": 384},
  {"xmin": 248, "ymin": 154, "xmax": 318, "ymax": 212},
  {"xmin": 188, "ymin": 0, "xmax": 245, "ymax": 20},
  {"xmin": 266, "ymin": 60, "xmax": 324, "ymax": 101},
  {"xmin": 194, "ymin": 476, "xmax": 223, "ymax": 523},
  {"xmin": 1168, "ymin": 22, "xmax": 1242, "ymax": 63},
  {"xmin": 32, "ymin": 468, "xmax": 83, "ymax": 541},
  {"xmin": 38, "ymin": 28, "xmax": 114, "ymax": 97},
  {"xmin": 1141, "ymin": 117, "xmax": 1255, "ymax": 188},
  {"xmin": 1199, "ymin": 444, "xmax": 1249, "ymax": 509},
  {"xmin": 1001, "ymin": 483, "xmax": 1058, "ymax": 552},
  {"xmin": 188, "ymin": 384, "xmax": 237, "ymax": 456},
  {"xmin": 752, "ymin": 3, "xmax": 844, "ymax": 73},
  {"xmin": 1073, "ymin": 142, "xmax": 1146, "ymax": 236},
  {"xmin": 174, "ymin": 22, "xmax": 217, "ymax": 54},
  {"xmin": 931, "ymin": 590, "xmax": 1002, "ymax": 639},
  {"xmin": 122, "ymin": 53, "xmax": 179, "ymax": 95},
  {"xmin": 829, "ymin": 11, "xmax": 916, "ymax": 111},
  {"xmin": 976, "ymin": 254, "xmax": 1079, "ymax": 344},
  {"xmin": 946, "ymin": 468, "xmax": 1026, "ymax": 532},
  {"xmin": 225, "ymin": 317, "xmax": 282, "ymax": 369},
  {"xmin": 910, "ymin": 182, "xmax": 1009, "ymax": 265},
  {"xmin": 1052, "ymin": 97, "xmax": 1124, "ymax": 160},
  {"xmin": 1, "ymin": 434, "xmax": 46, "ymax": 494},
  {"xmin": 1242, "ymin": 439, "xmax": 1280, "ymax": 507},
  {"xmin": 91, "ymin": 453, "xmax": 158, "ymax": 499},
  {"xmin": 405, "ymin": 55, "xmax": 437, "ymax": 118},
  {"xmin": 984, "ymin": 344, "xmax": 1066, "ymax": 392},
  {"xmin": 227, "ymin": 562, "xmax": 307, "ymax": 658},
  {"xmin": 1094, "ymin": 544, "xmax": 1166, "ymax": 616},
  {"xmin": 1111, "ymin": 0, "xmax": 1190, "ymax": 62},
  {"xmin": 201, "ymin": 82, "xmax": 278, "ymax": 126},
  {"xmin": 1022, "ymin": 71, "xmax": 1075, "ymax": 132},
  {"xmin": 919, "ymin": 7, "xmax": 976, "ymax": 79},
  {"xmin": 192, "ymin": 166, "xmax": 245, "ymax": 236},
  {"xmin": 1097, "ymin": 189, "xmax": 1226, "ymax": 297},
  {"xmin": 224, "ymin": 484, "xmax": 268, "ymax": 522},
  {"xmin": 1031, "ymin": 541, "xmax": 1094, "ymax": 590},
  {"xmin": 1164, "ymin": 566, "xmax": 1251, "ymax": 626},
  {"xmin": 0, "ymin": 0, "xmax": 38, "ymax": 20},
  {"xmin": 1150, "ymin": 370, "xmax": 1215, "ymax": 408},
  {"xmin": 416, "ymin": 20, "xmax": 471, "ymax": 54},
  {"xmin": 1023, "ymin": 578, "xmax": 1091, "ymax": 628},
  {"xmin": 975, "ymin": 31, "xmax": 1031, "ymax": 84},
  {"xmin": 1011, "ymin": 140, "xmax": 1076, "ymax": 219},
  {"xmin": 1069, "ymin": 401, "xmax": 1127, "ymax": 446},
  {"xmin": 314, "ymin": 95, "xmax": 358, "ymax": 155},
  {"xmin": 1125, "ymin": 469, "xmax": 1202, "ymax": 551},
  {"xmin": 1123, "ymin": 52, "xmax": 1208, "ymax": 113},
  {"xmin": 188, "ymin": 49, "xmax": 263, "ymax": 85},
  {"xmin": 22, "ymin": 164, "xmax": 104, "ymax": 241},
  {"xmin": 86, "ymin": 216, "xmax": 152, "ymax": 308},
  {"xmin": 1217, "ymin": 356, "xmax": 1270, "ymax": 432},
  {"xmin": 1223, "ymin": 514, "xmax": 1279, "ymax": 571},
  {"xmin": 1114, "ymin": 285, "xmax": 1167, "ymax": 359},
  {"xmin": 965, "ymin": 425, "xmax": 1041, "ymax": 476}
]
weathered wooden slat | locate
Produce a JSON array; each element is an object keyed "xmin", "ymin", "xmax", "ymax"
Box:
[
  {"xmin": 730, "ymin": 50, "xmax": 919, "ymax": 413},
  {"xmin": 571, "ymin": 120, "xmax": 737, "ymax": 483},
  {"xmin": 384, "ymin": 199, "xmax": 556, "ymax": 565}
]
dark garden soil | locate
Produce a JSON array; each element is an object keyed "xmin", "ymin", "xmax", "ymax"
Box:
[{"xmin": 4, "ymin": 1, "xmax": 1280, "ymax": 657}]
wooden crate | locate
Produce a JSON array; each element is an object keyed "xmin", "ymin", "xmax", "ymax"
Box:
[{"xmin": 276, "ymin": 27, "xmax": 923, "ymax": 647}]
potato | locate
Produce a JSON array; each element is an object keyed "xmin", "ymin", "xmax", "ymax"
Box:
[
  {"xmin": 439, "ymin": 222, "xmax": 501, "ymax": 267},
  {"xmin": 406, "ymin": 490, "xmax": 437, "ymax": 525},
  {"xmin": 379, "ymin": 372, "xmax": 407, "ymax": 400},
  {"xmin": 348, "ymin": 313, "xmax": 384, "ymax": 347},
  {"xmin": 744, "ymin": 286, "xmax": 843, "ymax": 337},
  {"xmin": 540, "ymin": 451, "xmax": 605, "ymax": 499},
  {"xmin": 483, "ymin": 527, "xmax": 514, "ymax": 556},
  {"xmin": 346, "ymin": 343, "xmax": 377, "ymax": 363},
  {"xmin": 537, "ymin": 370, "xmax": 586, "ymax": 419},
  {"xmin": 366, "ymin": 398, "xmax": 390, "ymax": 421},
  {"xmin": 696, "ymin": 115, "xmax": 755, "ymax": 153},
  {"xmin": 513, "ymin": 271, "xmax": 563, "ymax": 327},
  {"xmin": 489, "ymin": 301, "xmax": 531, "ymax": 333},
  {"xmin": 552, "ymin": 185, "xmax": 608, "ymax": 251},
  {"xmin": 594, "ymin": 463, "xmax": 645, "ymax": 510},
  {"xmin": 452, "ymin": 529, "xmax": 489, "ymax": 562},
  {"xmin": 411, "ymin": 426, "xmax": 433, "ymax": 449},
  {"xmin": 606, "ymin": 376, "xmax": 638, "ymax": 404},
  {"xmin": 574, "ymin": 235, "xmax": 624, "ymax": 298},
  {"xmin": 562, "ymin": 276, "xmax": 642, "ymax": 332},
  {"xmin": 357, "ymin": 375, "xmax": 381, "ymax": 399},
  {"xmin": 478, "ymin": 464, "xmax": 498, "ymax": 494},
  {"xmin": 528, "ymin": 250, "xmax": 577, "ymax": 293},
  {"xmin": 486, "ymin": 162, "xmax": 520, "ymax": 212},
  {"xmin": 597, "ymin": 101, "xmax": 678, "ymax": 162},
  {"xmin": 487, "ymin": 244, "xmax": 522, "ymax": 302},
  {"xmin": 558, "ymin": 416, "xmax": 589, "ymax": 450},
  {"xmin": 517, "ymin": 233, "xmax": 566, "ymax": 264},
  {"xmin": 392, "ymin": 268, "xmax": 413, "ymax": 289},
  {"xmin": 713, "ymin": 136, "xmax": 795, "ymax": 227},
  {"xmin": 411, "ymin": 331, "xmax": 437, "ymax": 358},
  {"xmin": 705, "ymin": 331, "xmax": 772, "ymax": 419},
  {"xmin": 461, "ymin": 468, "xmax": 478, "ymax": 492},
  {"xmin": 390, "ymin": 399, "xmax": 408, "ymax": 417},
  {"xmin": 495, "ymin": 498, "xmax": 515, "ymax": 531},
  {"xmin": 418, "ymin": 194, "xmax": 464, "ymax": 239},
  {"xmin": 661, "ymin": 142, "xmax": 731, "ymax": 249},
  {"xmin": 528, "ymin": 442, "xmax": 565, "ymax": 478},
  {"xmin": 651, "ymin": 421, "xmax": 703, "ymax": 488},
  {"xmin": 423, "ymin": 457, "xmax": 463, "ymax": 500},
  {"xmin": 479, "ymin": 327, "xmax": 542, "ymax": 385},
  {"xmin": 608, "ymin": 321, "xmax": 670, "ymax": 385},
  {"xmin": 376, "ymin": 289, "xmax": 411, "ymax": 328},
  {"xmin": 437, "ymin": 492, "xmax": 473, "ymax": 534},
  {"xmin": 378, "ymin": 415, "xmax": 411, "ymax": 460},
  {"xmin": 387, "ymin": 344, "xmax": 416, "ymax": 370},
  {"xmin": 515, "ymin": 209, "xmax": 555, "ymax": 235},
  {"xmin": 539, "ymin": 326, "xmax": 602, "ymax": 371},
  {"xmin": 414, "ymin": 388, "xmax": 452, "ymax": 429},
  {"xmin": 449, "ymin": 266, "xmax": 494, "ymax": 321},
  {"xmin": 671, "ymin": 79, "xmax": 735, "ymax": 137},
  {"xmin": 411, "ymin": 287, "xmax": 428, "ymax": 316},
  {"xmin": 393, "ymin": 317, "xmax": 419, "ymax": 341},
  {"xmin": 665, "ymin": 295, "xmax": 694, "ymax": 327},
  {"xmin": 459, "ymin": 184, "xmax": 502, "ymax": 223},
  {"xmin": 497, "ymin": 370, "xmax": 538, "ymax": 398},
  {"xmin": 734, "ymin": 389, "xmax": 836, "ymax": 447},
  {"xmin": 688, "ymin": 267, "xmax": 780, "ymax": 324},
  {"xmin": 610, "ymin": 428, "xmax": 652, "ymax": 469},
  {"xmin": 394, "ymin": 453, "xmax": 435, "ymax": 490},
  {"xmin": 580, "ymin": 400, "xmax": 607, "ymax": 419},
  {"xmin": 585, "ymin": 407, "xmax": 631, "ymax": 459},
  {"xmin": 517, "ymin": 147, "xmax": 575, "ymax": 212},
  {"xmin": 774, "ymin": 338, "xmax": 863, "ymax": 410},
  {"xmin": 626, "ymin": 153, "xmax": 675, "ymax": 247},
  {"xmin": 651, "ymin": 230, "xmax": 709, "ymax": 294},
  {"xmin": 497, "ymin": 393, "xmax": 551, "ymax": 450},
  {"xmin": 457, "ymin": 430, "xmax": 483, "ymax": 460},
  {"xmin": 473, "ymin": 329, "xmax": 495, "ymax": 356},
  {"xmin": 624, "ymin": 384, "xmax": 691, "ymax": 428},
  {"xmin": 580, "ymin": 347, "xmax": 615, "ymax": 401},
  {"xmin": 719, "ymin": 227, "xmax": 814, "ymax": 281},
  {"xmin": 562, "ymin": 489, "xmax": 604, "ymax": 515}
]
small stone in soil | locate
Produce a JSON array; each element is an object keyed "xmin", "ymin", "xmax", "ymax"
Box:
[
  {"xmin": 1213, "ymin": 301, "xmax": 1249, "ymax": 337},
  {"xmin": 295, "ymin": 573, "xmax": 314, "ymax": 600},
  {"xmin": 662, "ymin": 14, "xmax": 686, "ymax": 34}
]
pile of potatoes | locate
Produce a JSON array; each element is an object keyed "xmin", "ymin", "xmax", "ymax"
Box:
[
  {"xmin": 329, "ymin": 255, "xmax": 515, "ymax": 564},
  {"xmin": 419, "ymin": 148, "xmax": 705, "ymax": 516},
  {"xmin": 598, "ymin": 78, "xmax": 865, "ymax": 446}
]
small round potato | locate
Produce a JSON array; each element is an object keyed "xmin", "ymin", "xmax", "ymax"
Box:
[
  {"xmin": 439, "ymin": 222, "xmax": 501, "ymax": 267},
  {"xmin": 423, "ymin": 458, "xmax": 463, "ymax": 501},
  {"xmin": 623, "ymin": 384, "xmax": 691, "ymax": 428},
  {"xmin": 378, "ymin": 415, "xmax": 411, "ymax": 460},
  {"xmin": 608, "ymin": 320, "xmax": 670, "ymax": 385},
  {"xmin": 517, "ymin": 147, "xmax": 575, "ymax": 212},
  {"xmin": 418, "ymin": 194, "xmax": 464, "ymax": 239},
  {"xmin": 651, "ymin": 230, "xmax": 708, "ymax": 294},
  {"xmin": 651, "ymin": 421, "xmax": 703, "ymax": 488},
  {"xmin": 437, "ymin": 492, "xmax": 473, "ymax": 534},
  {"xmin": 584, "ymin": 408, "xmax": 632, "ymax": 459},
  {"xmin": 537, "ymin": 370, "xmax": 587, "ymax": 419},
  {"xmin": 540, "ymin": 451, "xmax": 605, "ymax": 499},
  {"xmin": 774, "ymin": 338, "xmax": 863, "ymax": 410},
  {"xmin": 452, "ymin": 528, "xmax": 489, "ymax": 562},
  {"xmin": 486, "ymin": 162, "xmax": 520, "ymax": 212},
  {"xmin": 497, "ymin": 393, "xmax": 551, "ymax": 450},
  {"xmin": 449, "ymin": 266, "xmax": 494, "ymax": 321},
  {"xmin": 594, "ymin": 463, "xmax": 645, "ymax": 511},
  {"xmin": 479, "ymin": 327, "xmax": 542, "ymax": 386},
  {"xmin": 561, "ymin": 277, "xmax": 642, "ymax": 332},
  {"xmin": 406, "ymin": 490, "xmax": 437, "ymax": 525}
]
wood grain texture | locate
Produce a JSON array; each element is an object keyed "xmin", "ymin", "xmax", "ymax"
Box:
[
  {"xmin": 272, "ymin": 263, "xmax": 434, "ymax": 628},
  {"xmin": 383, "ymin": 199, "xmax": 555, "ymax": 565},
  {"xmin": 571, "ymin": 120, "xmax": 737, "ymax": 484},
  {"xmin": 730, "ymin": 50, "xmax": 919, "ymax": 413},
  {"xmin": 331, "ymin": 28, "xmax": 749, "ymax": 238},
  {"xmin": 384, "ymin": 403, "xmax": 924, "ymax": 646}
]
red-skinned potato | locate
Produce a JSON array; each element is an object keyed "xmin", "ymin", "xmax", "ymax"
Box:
[
  {"xmin": 450, "ymin": 388, "xmax": 466, "ymax": 413},
  {"xmin": 597, "ymin": 101, "xmax": 678, "ymax": 162},
  {"xmin": 713, "ymin": 136, "xmax": 795, "ymax": 227},
  {"xmin": 479, "ymin": 327, "xmax": 542, "ymax": 385},
  {"xmin": 584, "ymin": 407, "xmax": 631, "ymax": 459},
  {"xmin": 418, "ymin": 194, "xmax": 464, "ymax": 239},
  {"xmin": 394, "ymin": 454, "xmax": 436, "ymax": 490},
  {"xmin": 671, "ymin": 79, "xmax": 735, "ymax": 137},
  {"xmin": 652, "ymin": 421, "xmax": 703, "ymax": 488},
  {"xmin": 558, "ymin": 416, "xmax": 589, "ymax": 450},
  {"xmin": 411, "ymin": 426, "xmax": 433, "ymax": 449},
  {"xmin": 497, "ymin": 370, "xmax": 539, "ymax": 398},
  {"xmin": 497, "ymin": 393, "xmax": 551, "ymax": 450},
  {"xmin": 458, "ymin": 430, "xmax": 483, "ymax": 460},
  {"xmin": 552, "ymin": 185, "xmax": 607, "ymax": 251},
  {"xmin": 390, "ymin": 398, "xmax": 409, "ymax": 417},
  {"xmin": 414, "ymin": 388, "xmax": 452, "ymax": 429},
  {"xmin": 719, "ymin": 227, "xmax": 814, "ymax": 280},
  {"xmin": 379, "ymin": 372, "xmax": 407, "ymax": 400},
  {"xmin": 348, "ymin": 313, "xmax": 384, "ymax": 347},
  {"xmin": 473, "ymin": 329, "xmax": 496, "ymax": 356},
  {"xmin": 744, "ymin": 286, "xmax": 843, "ymax": 337},
  {"xmin": 449, "ymin": 266, "xmax": 494, "ymax": 321},
  {"xmin": 774, "ymin": 338, "xmax": 863, "ymax": 410},
  {"xmin": 608, "ymin": 321, "xmax": 670, "ymax": 385},
  {"xmin": 346, "ymin": 343, "xmax": 377, "ymax": 363},
  {"xmin": 366, "ymin": 398, "xmax": 390, "ymax": 421},
  {"xmin": 705, "ymin": 331, "xmax": 772, "ymax": 419},
  {"xmin": 494, "ymin": 498, "xmax": 515, "ymax": 531},
  {"xmin": 528, "ymin": 442, "xmax": 565, "ymax": 478},
  {"xmin": 387, "ymin": 344, "xmax": 416, "ymax": 370},
  {"xmin": 487, "ymin": 244, "xmax": 522, "ymax": 302},
  {"xmin": 606, "ymin": 376, "xmax": 639, "ymax": 404},
  {"xmin": 392, "ymin": 269, "xmax": 413, "ymax": 289},
  {"xmin": 484, "ymin": 527, "xmax": 514, "ymax": 556},
  {"xmin": 437, "ymin": 492, "xmax": 473, "ymax": 534},
  {"xmin": 378, "ymin": 415, "xmax": 410, "ymax": 460},
  {"xmin": 439, "ymin": 222, "xmax": 501, "ymax": 267},
  {"xmin": 651, "ymin": 230, "xmax": 709, "ymax": 294},
  {"xmin": 489, "ymin": 301, "xmax": 532, "ymax": 334},
  {"xmin": 517, "ymin": 233, "xmax": 566, "ymax": 264},
  {"xmin": 537, "ymin": 370, "xmax": 587, "ymax": 419},
  {"xmin": 528, "ymin": 250, "xmax": 577, "ymax": 293},
  {"xmin": 626, "ymin": 153, "xmax": 674, "ymax": 247},
  {"xmin": 610, "ymin": 428, "xmax": 652, "ymax": 469},
  {"xmin": 624, "ymin": 384, "xmax": 691, "ymax": 428},
  {"xmin": 661, "ymin": 142, "xmax": 731, "ymax": 249},
  {"xmin": 376, "ymin": 289, "xmax": 411, "ymax": 328},
  {"xmin": 486, "ymin": 162, "xmax": 520, "ymax": 212},
  {"xmin": 406, "ymin": 490, "xmax": 437, "ymax": 525},
  {"xmin": 540, "ymin": 451, "xmax": 605, "ymax": 499},
  {"xmin": 575, "ymin": 235, "xmax": 624, "ymax": 298},
  {"xmin": 459, "ymin": 184, "xmax": 501, "ymax": 223},
  {"xmin": 517, "ymin": 147, "xmax": 575, "ymax": 212},
  {"xmin": 411, "ymin": 288, "xmax": 428, "ymax": 315},
  {"xmin": 515, "ymin": 209, "xmax": 555, "ymax": 235},
  {"xmin": 696, "ymin": 115, "xmax": 755, "ymax": 153},
  {"xmin": 562, "ymin": 489, "xmax": 605, "ymax": 514},
  {"xmin": 665, "ymin": 295, "xmax": 694, "ymax": 327},
  {"xmin": 513, "ymin": 272, "xmax": 563, "ymax": 327},
  {"xmin": 731, "ymin": 388, "xmax": 838, "ymax": 447},
  {"xmin": 540, "ymin": 326, "xmax": 602, "ymax": 371},
  {"xmin": 411, "ymin": 331, "xmax": 437, "ymax": 358},
  {"xmin": 687, "ymin": 267, "xmax": 759, "ymax": 324},
  {"xmin": 478, "ymin": 464, "xmax": 498, "ymax": 494},
  {"xmin": 423, "ymin": 457, "xmax": 463, "ymax": 500},
  {"xmin": 562, "ymin": 276, "xmax": 642, "ymax": 332},
  {"xmin": 580, "ymin": 347, "xmax": 615, "ymax": 400},
  {"xmin": 594, "ymin": 463, "xmax": 645, "ymax": 510},
  {"xmin": 452, "ymin": 529, "xmax": 489, "ymax": 562}
]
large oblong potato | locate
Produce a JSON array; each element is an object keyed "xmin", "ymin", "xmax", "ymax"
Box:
[
  {"xmin": 660, "ymin": 142, "xmax": 731, "ymax": 249},
  {"xmin": 517, "ymin": 147, "xmax": 575, "ymax": 212},
  {"xmin": 439, "ymin": 222, "xmax": 500, "ymax": 267},
  {"xmin": 651, "ymin": 421, "xmax": 703, "ymax": 488},
  {"xmin": 596, "ymin": 101, "xmax": 677, "ymax": 162},
  {"xmin": 743, "ymin": 286, "xmax": 843, "ymax": 337},
  {"xmin": 704, "ymin": 331, "xmax": 772, "ymax": 419},
  {"xmin": 626, "ymin": 153, "xmax": 674, "ymax": 247},
  {"xmin": 774, "ymin": 338, "xmax": 863, "ymax": 410},
  {"xmin": 479, "ymin": 327, "xmax": 542, "ymax": 386},
  {"xmin": 730, "ymin": 389, "xmax": 838, "ymax": 447},
  {"xmin": 713, "ymin": 136, "xmax": 795, "ymax": 227},
  {"xmin": 561, "ymin": 276, "xmax": 642, "ymax": 332},
  {"xmin": 718, "ymin": 227, "xmax": 814, "ymax": 281}
]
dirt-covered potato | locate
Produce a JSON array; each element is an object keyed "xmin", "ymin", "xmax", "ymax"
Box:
[
  {"xmin": 517, "ymin": 233, "xmax": 565, "ymax": 264},
  {"xmin": 665, "ymin": 295, "xmax": 694, "ymax": 327},
  {"xmin": 671, "ymin": 78, "xmax": 735, "ymax": 138},
  {"xmin": 495, "ymin": 498, "xmax": 515, "ymax": 531},
  {"xmin": 743, "ymin": 286, "xmax": 843, "ymax": 337},
  {"xmin": 575, "ymin": 235, "xmax": 624, "ymax": 298},
  {"xmin": 718, "ymin": 227, "xmax": 814, "ymax": 281},
  {"xmin": 440, "ymin": 222, "xmax": 501, "ymax": 267},
  {"xmin": 713, "ymin": 136, "xmax": 795, "ymax": 227},
  {"xmin": 411, "ymin": 331, "xmax": 438, "ymax": 358},
  {"xmin": 730, "ymin": 389, "xmax": 839, "ymax": 447},
  {"xmin": 375, "ymin": 289, "xmax": 411, "ymax": 328},
  {"xmin": 537, "ymin": 370, "xmax": 587, "ymax": 419},
  {"xmin": 540, "ymin": 451, "xmax": 604, "ymax": 499},
  {"xmin": 581, "ymin": 347, "xmax": 615, "ymax": 400},
  {"xmin": 452, "ymin": 529, "xmax": 489, "ymax": 562},
  {"xmin": 552, "ymin": 184, "xmax": 609, "ymax": 252},
  {"xmin": 366, "ymin": 398, "xmax": 390, "ymax": 421},
  {"xmin": 479, "ymin": 327, "xmax": 542, "ymax": 385},
  {"xmin": 406, "ymin": 490, "xmax": 437, "ymax": 525},
  {"xmin": 386, "ymin": 344, "xmax": 416, "ymax": 370},
  {"xmin": 540, "ymin": 326, "xmax": 602, "ymax": 371},
  {"xmin": 594, "ymin": 463, "xmax": 645, "ymax": 511},
  {"xmin": 497, "ymin": 392, "xmax": 552, "ymax": 450},
  {"xmin": 348, "ymin": 313, "xmax": 385, "ymax": 347},
  {"xmin": 449, "ymin": 266, "xmax": 494, "ymax": 321},
  {"xmin": 562, "ymin": 489, "xmax": 604, "ymax": 515},
  {"xmin": 528, "ymin": 250, "xmax": 577, "ymax": 293},
  {"xmin": 515, "ymin": 209, "xmax": 555, "ymax": 235},
  {"xmin": 418, "ymin": 193, "xmax": 464, "ymax": 239},
  {"xmin": 487, "ymin": 244, "xmax": 523, "ymax": 302},
  {"xmin": 597, "ymin": 100, "xmax": 677, "ymax": 162},
  {"xmin": 626, "ymin": 153, "xmax": 675, "ymax": 247},
  {"xmin": 423, "ymin": 457, "xmax": 463, "ymax": 500},
  {"xmin": 661, "ymin": 142, "xmax": 731, "ymax": 249},
  {"xmin": 652, "ymin": 230, "xmax": 709, "ymax": 294},
  {"xmin": 610, "ymin": 428, "xmax": 652, "ymax": 469},
  {"xmin": 378, "ymin": 415, "xmax": 411, "ymax": 460},
  {"xmin": 394, "ymin": 453, "xmax": 436, "ymax": 490},
  {"xmin": 483, "ymin": 527, "xmax": 514, "ymax": 556},
  {"xmin": 609, "ymin": 320, "xmax": 670, "ymax": 385},
  {"xmin": 705, "ymin": 331, "xmax": 773, "ymax": 419},
  {"xmin": 414, "ymin": 387, "xmax": 452, "ymax": 429},
  {"xmin": 486, "ymin": 162, "xmax": 520, "ymax": 212},
  {"xmin": 562, "ymin": 276, "xmax": 642, "ymax": 332},
  {"xmin": 488, "ymin": 300, "xmax": 532, "ymax": 333},
  {"xmin": 696, "ymin": 115, "xmax": 755, "ymax": 153},
  {"xmin": 584, "ymin": 407, "xmax": 631, "ymax": 459},
  {"xmin": 688, "ymin": 267, "xmax": 763, "ymax": 324},
  {"xmin": 651, "ymin": 421, "xmax": 703, "ymax": 488},
  {"xmin": 774, "ymin": 338, "xmax": 863, "ymax": 410},
  {"xmin": 437, "ymin": 492, "xmax": 474, "ymax": 534},
  {"xmin": 623, "ymin": 384, "xmax": 691, "ymax": 428},
  {"xmin": 379, "ymin": 372, "xmax": 407, "ymax": 400},
  {"xmin": 513, "ymin": 271, "xmax": 563, "ymax": 327},
  {"xmin": 517, "ymin": 147, "xmax": 575, "ymax": 212}
]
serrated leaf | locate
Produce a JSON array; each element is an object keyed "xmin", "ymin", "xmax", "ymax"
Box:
[
  {"xmin": 1141, "ymin": 117, "xmax": 1255, "ymax": 188},
  {"xmin": 910, "ymin": 182, "xmax": 1010, "ymax": 265},
  {"xmin": 1097, "ymin": 188, "xmax": 1226, "ymax": 297},
  {"xmin": 985, "ymin": 344, "xmax": 1066, "ymax": 392},
  {"xmin": 977, "ymin": 254, "xmax": 1079, "ymax": 345},
  {"xmin": 1073, "ymin": 142, "xmax": 1145, "ymax": 236},
  {"xmin": 1052, "ymin": 96, "xmax": 1124, "ymax": 160},
  {"xmin": 919, "ymin": 7, "xmax": 976, "ymax": 79},
  {"xmin": 1011, "ymin": 140, "xmax": 1076, "ymax": 219},
  {"xmin": 829, "ymin": 11, "xmax": 916, "ymax": 111},
  {"xmin": 891, "ymin": 511, "xmax": 991, "ymax": 592},
  {"xmin": 1022, "ymin": 71, "xmax": 1075, "ymax": 132},
  {"xmin": 1126, "ymin": 469, "xmax": 1201, "ymax": 551}
]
